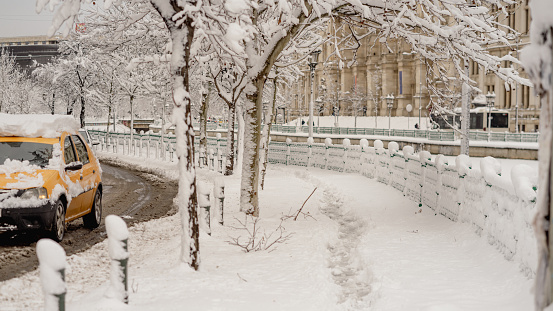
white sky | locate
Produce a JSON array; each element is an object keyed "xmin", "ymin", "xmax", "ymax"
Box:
[{"xmin": 0, "ymin": 0, "xmax": 56, "ymax": 38}]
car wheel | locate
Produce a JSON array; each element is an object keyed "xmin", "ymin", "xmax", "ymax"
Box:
[
  {"xmin": 83, "ymin": 189, "xmax": 102, "ymax": 229},
  {"xmin": 50, "ymin": 200, "xmax": 66, "ymax": 242}
]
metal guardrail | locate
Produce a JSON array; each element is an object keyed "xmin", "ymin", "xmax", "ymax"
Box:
[{"xmin": 191, "ymin": 123, "xmax": 539, "ymax": 143}]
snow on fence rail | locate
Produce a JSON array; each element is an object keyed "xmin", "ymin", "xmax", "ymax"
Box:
[
  {"xmin": 189, "ymin": 123, "xmax": 540, "ymax": 143},
  {"xmin": 89, "ymin": 130, "xmax": 538, "ymax": 275}
]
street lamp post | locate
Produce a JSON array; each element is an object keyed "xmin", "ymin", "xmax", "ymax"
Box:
[
  {"xmin": 308, "ymin": 50, "xmax": 321, "ymax": 140},
  {"xmin": 486, "ymin": 92, "xmax": 496, "ymax": 142},
  {"xmin": 386, "ymin": 94, "xmax": 395, "ymax": 135}
]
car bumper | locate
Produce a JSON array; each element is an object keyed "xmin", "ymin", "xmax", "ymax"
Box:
[{"xmin": 0, "ymin": 201, "xmax": 56, "ymax": 232}]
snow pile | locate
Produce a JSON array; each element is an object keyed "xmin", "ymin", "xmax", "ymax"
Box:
[
  {"xmin": 0, "ymin": 114, "xmax": 79, "ymax": 138},
  {"xmin": 388, "ymin": 141, "xmax": 399, "ymax": 154},
  {"xmin": 511, "ymin": 164, "xmax": 538, "ymax": 202},
  {"xmin": 0, "ymin": 159, "xmax": 43, "ymax": 178},
  {"xmin": 455, "ymin": 154, "xmax": 472, "ymax": 177},
  {"xmin": 5, "ymin": 172, "xmax": 45, "ymax": 189}
]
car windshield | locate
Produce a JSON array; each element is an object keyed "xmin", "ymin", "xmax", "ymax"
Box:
[
  {"xmin": 0, "ymin": 142, "xmax": 54, "ymax": 168},
  {"xmin": 78, "ymin": 130, "xmax": 89, "ymax": 143}
]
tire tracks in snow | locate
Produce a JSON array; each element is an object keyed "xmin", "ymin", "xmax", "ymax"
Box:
[{"xmin": 294, "ymin": 170, "xmax": 372, "ymax": 309}]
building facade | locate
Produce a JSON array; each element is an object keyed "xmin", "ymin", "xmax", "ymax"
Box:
[
  {"xmin": 289, "ymin": 1, "xmax": 539, "ymax": 132},
  {"xmin": 0, "ymin": 35, "xmax": 60, "ymax": 72}
]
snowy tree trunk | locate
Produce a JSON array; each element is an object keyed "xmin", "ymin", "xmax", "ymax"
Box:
[
  {"xmin": 224, "ymin": 102, "xmax": 236, "ymax": 175},
  {"xmin": 50, "ymin": 93, "xmax": 55, "ymax": 115},
  {"xmin": 80, "ymin": 95, "xmax": 85, "ymax": 128},
  {"xmin": 260, "ymin": 77, "xmax": 278, "ymax": 190},
  {"xmin": 151, "ymin": 1, "xmax": 200, "ymax": 270},
  {"xmin": 535, "ymin": 93, "xmax": 551, "ymax": 310},
  {"xmin": 241, "ymin": 81, "xmax": 263, "ymax": 216},
  {"xmin": 199, "ymin": 85, "xmax": 208, "ymax": 167},
  {"xmin": 236, "ymin": 104, "xmax": 245, "ymax": 174},
  {"xmin": 129, "ymin": 94, "xmax": 134, "ymax": 155}
]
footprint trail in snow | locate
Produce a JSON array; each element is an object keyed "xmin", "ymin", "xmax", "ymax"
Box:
[
  {"xmin": 295, "ymin": 170, "xmax": 372, "ymax": 309},
  {"xmin": 321, "ymin": 190, "xmax": 372, "ymax": 309}
]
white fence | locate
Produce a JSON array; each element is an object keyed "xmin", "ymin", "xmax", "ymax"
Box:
[{"xmin": 90, "ymin": 130, "xmax": 538, "ymax": 275}]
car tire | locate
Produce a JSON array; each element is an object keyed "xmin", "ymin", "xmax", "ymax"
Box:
[
  {"xmin": 83, "ymin": 189, "xmax": 102, "ymax": 229},
  {"xmin": 50, "ymin": 200, "xmax": 66, "ymax": 242}
]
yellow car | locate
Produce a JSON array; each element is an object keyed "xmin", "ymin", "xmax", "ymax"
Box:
[{"xmin": 0, "ymin": 114, "xmax": 102, "ymax": 242}]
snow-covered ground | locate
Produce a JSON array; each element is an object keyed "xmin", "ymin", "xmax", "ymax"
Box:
[{"xmin": 0, "ymin": 152, "xmax": 535, "ymax": 310}]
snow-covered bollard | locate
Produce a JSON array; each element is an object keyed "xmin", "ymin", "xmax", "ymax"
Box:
[
  {"xmin": 105, "ymin": 215, "xmax": 129, "ymax": 304},
  {"xmin": 214, "ymin": 178, "xmax": 225, "ymax": 225},
  {"xmin": 37, "ymin": 238, "xmax": 66, "ymax": 311},
  {"xmin": 198, "ymin": 182, "xmax": 211, "ymax": 235}
]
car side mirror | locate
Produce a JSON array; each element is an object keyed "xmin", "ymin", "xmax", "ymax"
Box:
[{"xmin": 65, "ymin": 162, "xmax": 83, "ymax": 171}]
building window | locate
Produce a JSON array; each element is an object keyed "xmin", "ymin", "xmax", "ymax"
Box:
[
  {"xmin": 505, "ymin": 90, "xmax": 511, "ymax": 109},
  {"xmin": 471, "ymin": 61, "xmax": 479, "ymax": 75},
  {"xmin": 522, "ymin": 85, "xmax": 530, "ymax": 108},
  {"xmin": 525, "ymin": 8, "xmax": 530, "ymax": 33},
  {"xmin": 508, "ymin": 5, "xmax": 516, "ymax": 30},
  {"xmin": 399, "ymin": 71, "xmax": 403, "ymax": 95}
]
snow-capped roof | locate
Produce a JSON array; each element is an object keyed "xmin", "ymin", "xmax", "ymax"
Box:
[{"xmin": 0, "ymin": 113, "xmax": 80, "ymax": 138}]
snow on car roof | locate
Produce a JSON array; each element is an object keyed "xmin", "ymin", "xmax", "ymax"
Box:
[{"xmin": 0, "ymin": 113, "xmax": 79, "ymax": 138}]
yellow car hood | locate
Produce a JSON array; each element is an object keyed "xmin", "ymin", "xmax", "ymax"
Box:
[{"xmin": 0, "ymin": 169, "xmax": 58, "ymax": 190}]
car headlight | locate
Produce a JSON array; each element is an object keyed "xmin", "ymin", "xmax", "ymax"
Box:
[{"xmin": 19, "ymin": 187, "xmax": 48, "ymax": 200}]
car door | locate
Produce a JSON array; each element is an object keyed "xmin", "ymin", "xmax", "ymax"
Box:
[
  {"xmin": 72, "ymin": 134, "xmax": 96, "ymax": 214},
  {"xmin": 62, "ymin": 135, "xmax": 83, "ymax": 219}
]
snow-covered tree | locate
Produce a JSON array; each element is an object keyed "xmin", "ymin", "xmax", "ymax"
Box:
[
  {"xmin": 520, "ymin": 0, "xmax": 553, "ymax": 309},
  {"xmin": 0, "ymin": 49, "xmax": 40, "ymax": 114}
]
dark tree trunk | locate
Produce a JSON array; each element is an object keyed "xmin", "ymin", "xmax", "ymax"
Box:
[
  {"xmin": 80, "ymin": 95, "xmax": 85, "ymax": 128},
  {"xmin": 199, "ymin": 85, "xmax": 208, "ymax": 167},
  {"xmin": 224, "ymin": 102, "xmax": 236, "ymax": 175}
]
